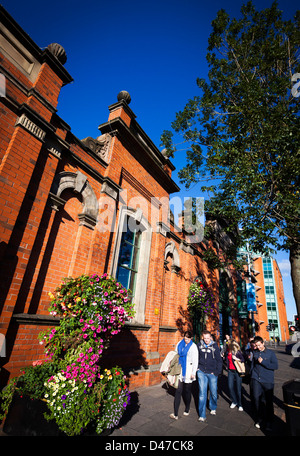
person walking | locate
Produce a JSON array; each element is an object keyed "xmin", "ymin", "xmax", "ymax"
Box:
[
  {"xmin": 169, "ymin": 331, "xmax": 198, "ymax": 420},
  {"xmin": 243, "ymin": 337, "xmax": 256, "ymax": 406},
  {"xmin": 197, "ymin": 330, "xmax": 223, "ymax": 422},
  {"xmin": 224, "ymin": 339, "xmax": 245, "ymax": 411},
  {"xmin": 244, "ymin": 337, "xmax": 255, "ymax": 364},
  {"xmin": 251, "ymin": 336, "xmax": 278, "ymax": 431}
]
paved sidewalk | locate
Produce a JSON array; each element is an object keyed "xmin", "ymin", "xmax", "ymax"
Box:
[
  {"xmin": 0, "ymin": 344, "xmax": 298, "ymax": 437},
  {"xmin": 110, "ymin": 345, "xmax": 300, "ymax": 437}
]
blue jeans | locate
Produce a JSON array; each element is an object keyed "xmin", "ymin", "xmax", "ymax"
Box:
[
  {"xmin": 228, "ymin": 370, "xmax": 242, "ymax": 407},
  {"xmin": 197, "ymin": 370, "xmax": 218, "ymax": 418},
  {"xmin": 251, "ymin": 379, "xmax": 274, "ymax": 424}
]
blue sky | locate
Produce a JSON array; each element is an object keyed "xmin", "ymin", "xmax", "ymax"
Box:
[{"xmin": 1, "ymin": 0, "xmax": 298, "ymax": 321}]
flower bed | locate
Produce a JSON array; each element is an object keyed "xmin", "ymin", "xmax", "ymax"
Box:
[{"xmin": 0, "ymin": 273, "xmax": 135, "ymax": 436}]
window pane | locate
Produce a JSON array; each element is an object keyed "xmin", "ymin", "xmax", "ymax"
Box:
[
  {"xmin": 123, "ymin": 227, "xmax": 134, "ymax": 245},
  {"xmin": 118, "ymin": 241, "xmax": 134, "ymax": 267},
  {"xmin": 116, "ymin": 215, "xmax": 142, "ymax": 298},
  {"xmin": 117, "ymin": 266, "xmax": 131, "ymax": 289}
]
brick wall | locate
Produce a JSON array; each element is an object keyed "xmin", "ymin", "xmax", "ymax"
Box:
[
  {"xmin": 0, "ymin": 6, "xmax": 243, "ymax": 391},
  {"xmin": 253, "ymin": 257, "xmax": 288, "ymax": 342}
]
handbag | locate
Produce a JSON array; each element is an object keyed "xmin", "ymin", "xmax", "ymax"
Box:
[{"xmin": 233, "ymin": 358, "xmax": 246, "ymax": 376}]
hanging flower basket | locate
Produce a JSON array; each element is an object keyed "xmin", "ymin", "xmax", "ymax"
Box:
[
  {"xmin": 187, "ymin": 278, "xmax": 215, "ymax": 323},
  {"xmin": 0, "ymin": 273, "xmax": 135, "ymax": 436}
]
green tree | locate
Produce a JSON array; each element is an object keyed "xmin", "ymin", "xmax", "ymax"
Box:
[{"xmin": 161, "ymin": 1, "xmax": 300, "ymax": 314}]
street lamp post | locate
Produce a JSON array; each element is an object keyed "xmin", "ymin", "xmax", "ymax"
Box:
[{"xmin": 243, "ymin": 242, "xmax": 256, "ymax": 337}]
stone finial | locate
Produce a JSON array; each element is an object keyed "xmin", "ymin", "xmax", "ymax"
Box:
[
  {"xmin": 47, "ymin": 43, "xmax": 67, "ymax": 65},
  {"xmin": 117, "ymin": 90, "xmax": 131, "ymax": 104}
]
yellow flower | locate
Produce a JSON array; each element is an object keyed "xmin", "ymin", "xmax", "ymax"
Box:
[
  {"xmin": 48, "ymin": 292, "xmax": 55, "ymax": 300},
  {"xmin": 76, "ymin": 297, "xmax": 82, "ymax": 302},
  {"xmin": 99, "ymin": 375, "xmax": 104, "ymax": 379},
  {"xmin": 106, "ymin": 370, "xmax": 111, "ymax": 376},
  {"xmin": 108, "ymin": 375, "xmax": 112, "ymax": 380}
]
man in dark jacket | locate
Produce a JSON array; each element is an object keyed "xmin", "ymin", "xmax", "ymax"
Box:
[
  {"xmin": 251, "ymin": 336, "xmax": 278, "ymax": 430},
  {"xmin": 197, "ymin": 330, "xmax": 223, "ymax": 422}
]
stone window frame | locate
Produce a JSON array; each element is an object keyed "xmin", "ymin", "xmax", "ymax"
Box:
[
  {"xmin": 110, "ymin": 206, "xmax": 152, "ymax": 324},
  {"xmin": 48, "ymin": 171, "xmax": 99, "ymax": 229},
  {"xmin": 164, "ymin": 241, "xmax": 181, "ymax": 273}
]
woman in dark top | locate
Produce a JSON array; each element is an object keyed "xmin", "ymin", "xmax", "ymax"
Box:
[{"xmin": 224, "ymin": 340, "xmax": 245, "ymax": 411}]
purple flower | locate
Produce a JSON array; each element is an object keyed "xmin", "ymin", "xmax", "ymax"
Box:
[{"xmin": 61, "ymin": 394, "xmax": 67, "ymax": 400}]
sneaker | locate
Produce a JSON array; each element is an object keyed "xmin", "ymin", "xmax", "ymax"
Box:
[
  {"xmin": 183, "ymin": 411, "xmax": 189, "ymax": 416},
  {"xmin": 254, "ymin": 422, "xmax": 260, "ymax": 429},
  {"xmin": 198, "ymin": 417, "xmax": 206, "ymax": 422},
  {"xmin": 230, "ymin": 403, "xmax": 237, "ymax": 409},
  {"xmin": 210, "ymin": 410, "xmax": 216, "ymax": 415},
  {"xmin": 238, "ymin": 406, "xmax": 243, "ymax": 411},
  {"xmin": 169, "ymin": 413, "xmax": 178, "ymax": 420}
]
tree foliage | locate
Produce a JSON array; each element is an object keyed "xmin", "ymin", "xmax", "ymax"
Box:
[{"xmin": 161, "ymin": 1, "xmax": 300, "ymax": 311}]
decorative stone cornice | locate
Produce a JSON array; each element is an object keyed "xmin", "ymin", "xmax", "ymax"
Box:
[
  {"xmin": 159, "ymin": 325, "xmax": 178, "ymax": 333},
  {"xmin": 78, "ymin": 213, "xmax": 97, "ymax": 230},
  {"xmin": 12, "ymin": 313, "xmax": 61, "ymax": 326},
  {"xmin": 156, "ymin": 221, "xmax": 169, "ymax": 237},
  {"xmin": 180, "ymin": 240, "xmax": 194, "ymax": 255},
  {"xmin": 15, "ymin": 113, "xmax": 46, "ymax": 141},
  {"xmin": 48, "ymin": 192, "xmax": 66, "ymax": 211},
  {"xmin": 99, "ymin": 117, "xmax": 180, "ymax": 195},
  {"xmin": 81, "ymin": 134, "xmax": 112, "ymax": 163},
  {"xmin": 124, "ymin": 321, "xmax": 151, "ymax": 331},
  {"xmin": 100, "ymin": 177, "xmax": 122, "ymax": 201}
]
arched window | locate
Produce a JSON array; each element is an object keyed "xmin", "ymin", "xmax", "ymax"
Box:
[
  {"xmin": 116, "ymin": 216, "xmax": 143, "ymax": 296},
  {"xmin": 111, "ymin": 207, "xmax": 152, "ymax": 323},
  {"xmin": 164, "ymin": 241, "xmax": 180, "ymax": 273}
]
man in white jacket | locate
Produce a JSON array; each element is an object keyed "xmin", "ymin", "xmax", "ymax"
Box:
[{"xmin": 169, "ymin": 331, "xmax": 199, "ymax": 420}]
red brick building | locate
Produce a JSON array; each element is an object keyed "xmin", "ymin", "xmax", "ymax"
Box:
[
  {"xmin": 252, "ymin": 257, "xmax": 289, "ymax": 343},
  {"xmin": 0, "ymin": 6, "xmax": 243, "ymax": 390},
  {"xmin": 236, "ymin": 244, "xmax": 289, "ymax": 344}
]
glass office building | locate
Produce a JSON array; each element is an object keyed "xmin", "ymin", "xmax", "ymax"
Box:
[{"xmin": 262, "ymin": 257, "xmax": 280, "ymax": 339}]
